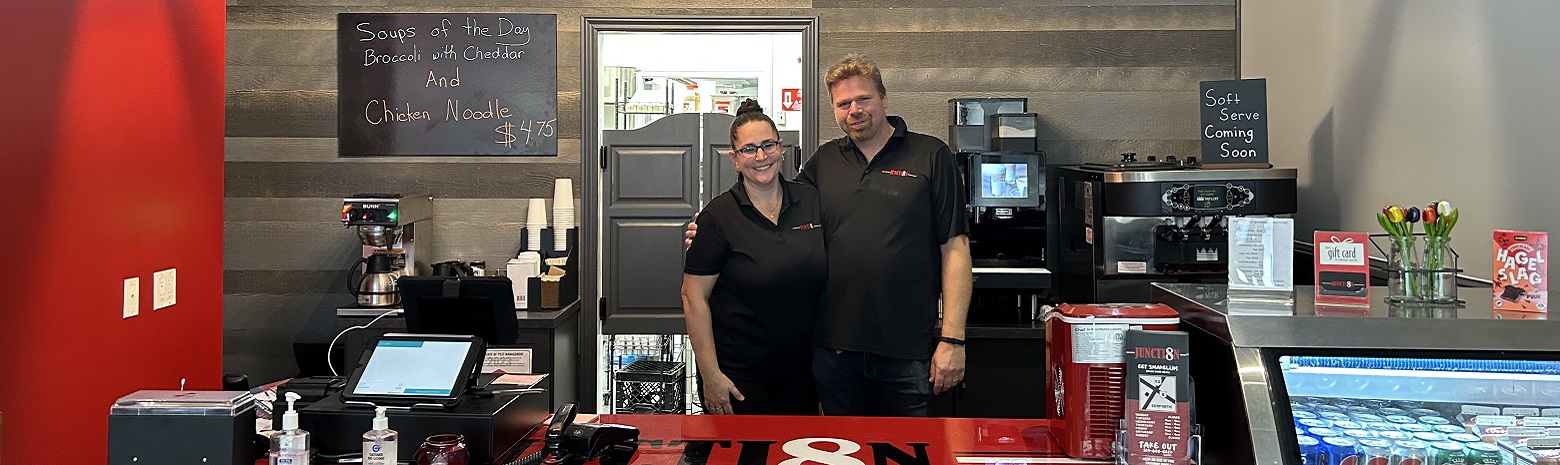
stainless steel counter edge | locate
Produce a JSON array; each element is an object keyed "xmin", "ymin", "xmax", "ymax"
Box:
[
  {"xmin": 1098, "ymin": 167, "xmax": 1298, "ymax": 183},
  {"xmin": 1151, "ymin": 283, "xmax": 1560, "ymax": 351}
]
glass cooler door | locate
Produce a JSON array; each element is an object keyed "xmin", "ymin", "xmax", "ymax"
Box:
[{"xmin": 1277, "ymin": 355, "xmax": 1560, "ymax": 465}]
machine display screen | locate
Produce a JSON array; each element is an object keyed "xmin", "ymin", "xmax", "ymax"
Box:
[
  {"xmin": 1193, "ymin": 186, "xmax": 1227, "ymax": 209},
  {"xmin": 980, "ymin": 163, "xmax": 1029, "ymax": 199}
]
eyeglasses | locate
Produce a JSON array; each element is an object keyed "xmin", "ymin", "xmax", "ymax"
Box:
[{"xmin": 735, "ymin": 140, "xmax": 783, "ymax": 156}]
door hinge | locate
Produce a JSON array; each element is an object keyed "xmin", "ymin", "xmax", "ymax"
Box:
[
  {"xmin": 598, "ymin": 297, "xmax": 608, "ymax": 322},
  {"xmin": 599, "ymin": 146, "xmax": 608, "ymax": 170}
]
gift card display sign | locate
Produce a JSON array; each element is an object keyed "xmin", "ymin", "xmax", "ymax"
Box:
[
  {"xmin": 1314, "ymin": 232, "xmax": 1370, "ymax": 305},
  {"xmin": 1494, "ymin": 230, "xmax": 1547, "ymax": 313}
]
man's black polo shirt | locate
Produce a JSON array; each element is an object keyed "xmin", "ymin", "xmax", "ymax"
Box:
[
  {"xmin": 798, "ymin": 116, "xmax": 969, "ymax": 360},
  {"xmin": 684, "ymin": 177, "xmax": 827, "ymax": 379}
]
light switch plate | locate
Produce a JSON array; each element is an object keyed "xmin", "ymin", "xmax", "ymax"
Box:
[
  {"xmin": 152, "ymin": 268, "xmax": 176, "ymax": 310},
  {"xmin": 123, "ymin": 277, "xmax": 140, "ymax": 318}
]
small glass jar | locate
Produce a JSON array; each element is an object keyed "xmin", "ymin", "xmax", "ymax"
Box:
[
  {"xmin": 414, "ymin": 434, "xmax": 469, "ymax": 465},
  {"xmin": 1386, "ymin": 236, "xmax": 1419, "ymax": 302}
]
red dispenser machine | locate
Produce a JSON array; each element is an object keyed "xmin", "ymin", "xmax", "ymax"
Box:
[{"xmin": 1045, "ymin": 303, "xmax": 1180, "ymax": 459}]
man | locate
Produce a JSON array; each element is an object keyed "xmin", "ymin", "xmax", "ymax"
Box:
[
  {"xmin": 796, "ymin": 54, "xmax": 972, "ymax": 416},
  {"xmin": 686, "ymin": 54, "xmax": 971, "ymax": 416}
]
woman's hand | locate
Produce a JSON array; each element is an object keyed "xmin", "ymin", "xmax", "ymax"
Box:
[{"xmin": 702, "ymin": 371, "xmax": 745, "ymax": 415}]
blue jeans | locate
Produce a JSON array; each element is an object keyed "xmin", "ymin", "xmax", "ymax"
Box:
[{"xmin": 812, "ymin": 348, "xmax": 933, "ymax": 416}]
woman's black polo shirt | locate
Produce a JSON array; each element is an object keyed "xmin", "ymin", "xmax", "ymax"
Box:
[{"xmin": 684, "ymin": 177, "xmax": 827, "ymax": 379}]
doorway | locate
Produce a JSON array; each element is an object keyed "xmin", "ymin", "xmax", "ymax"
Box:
[{"xmin": 579, "ymin": 16, "xmax": 819, "ymax": 413}]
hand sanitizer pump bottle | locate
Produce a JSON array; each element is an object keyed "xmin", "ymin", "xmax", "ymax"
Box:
[
  {"xmin": 270, "ymin": 392, "xmax": 311, "ymax": 465},
  {"xmin": 362, "ymin": 406, "xmax": 398, "ymax": 465}
]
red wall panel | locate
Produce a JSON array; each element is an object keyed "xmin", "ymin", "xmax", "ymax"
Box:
[{"xmin": 0, "ymin": 0, "xmax": 226, "ymax": 462}]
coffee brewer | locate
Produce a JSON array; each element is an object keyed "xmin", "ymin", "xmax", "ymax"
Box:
[
  {"xmin": 342, "ymin": 194, "xmax": 433, "ymax": 307},
  {"xmin": 1048, "ymin": 155, "xmax": 1297, "ymax": 303}
]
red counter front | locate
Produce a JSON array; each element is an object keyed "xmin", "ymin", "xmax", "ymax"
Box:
[{"xmin": 516, "ymin": 415, "xmax": 1083, "ymax": 465}]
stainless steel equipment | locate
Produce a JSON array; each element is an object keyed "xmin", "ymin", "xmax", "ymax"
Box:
[
  {"xmin": 342, "ymin": 193, "xmax": 433, "ymax": 307},
  {"xmin": 351, "ymin": 252, "xmax": 400, "ymax": 307},
  {"xmin": 1048, "ymin": 156, "xmax": 1297, "ymax": 302},
  {"xmin": 1151, "ymin": 283, "xmax": 1560, "ymax": 465}
]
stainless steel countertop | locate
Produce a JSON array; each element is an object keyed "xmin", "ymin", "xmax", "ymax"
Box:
[{"xmin": 1151, "ymin": 283, "xmax": 1558, "ymax": 351}]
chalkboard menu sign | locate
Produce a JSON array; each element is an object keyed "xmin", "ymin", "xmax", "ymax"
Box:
[
  {"xmin": 1199, "ymin": 78, "xmax": 1268, "ymax": 167},
  {"xmin": 338, "ymin": 13, "xmax": 557, "ymax": 156}
]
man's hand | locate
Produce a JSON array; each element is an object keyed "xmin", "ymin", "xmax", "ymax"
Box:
[
  {"xmin": 684, "ymin": 213, "xmax": 699, "ymax": 249},
  {"xmin": 929, "ymin": 342, "xmax": 966, "ymax": 394},
  {"xmin": 701, "ymin": 370, "xmax": 744, "ymax": 415}
]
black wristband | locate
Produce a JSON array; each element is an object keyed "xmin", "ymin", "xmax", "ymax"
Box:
[{"xmin": 936, "ymin": 336, "xmax": 966, "ymax": 346}]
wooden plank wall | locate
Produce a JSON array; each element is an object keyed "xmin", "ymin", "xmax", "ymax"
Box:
[{"xmin": 225, "ymin": 0, "xmax": 1235, "ymax": 382}]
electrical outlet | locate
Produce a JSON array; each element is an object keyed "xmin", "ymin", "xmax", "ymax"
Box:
[
  {"xmin": 123, "ymin": 277, "xmax": 140, "ymax": 318},
  {"xmin": 153, "ymin": 268, "xmax": 176, "ymax": 310}
]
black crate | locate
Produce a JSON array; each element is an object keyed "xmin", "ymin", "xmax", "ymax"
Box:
[{"xmin": 614, "ymin": 360, "xmax": 686, "ymax": 414}]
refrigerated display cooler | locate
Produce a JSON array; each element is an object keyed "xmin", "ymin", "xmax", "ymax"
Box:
[{"xmin": 1151, "ymin": 283, "xmax": 1560, "ymax": 465}]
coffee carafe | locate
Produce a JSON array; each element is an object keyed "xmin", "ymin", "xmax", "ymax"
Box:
[{"xmin": 351, "ymin": 253, "xmax": 401, "ymax": 307}]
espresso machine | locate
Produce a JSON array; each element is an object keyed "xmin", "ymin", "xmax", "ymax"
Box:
[
  {"xmin": 1048, "ymin": 155, "xmax": 1297, "ymax": 303},
  {"xmin": 342, "ymin": 193, "xmax": 433, "ymax": 307}
]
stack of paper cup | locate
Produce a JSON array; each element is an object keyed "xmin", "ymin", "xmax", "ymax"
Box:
[
  {"xmin": 552, "ymin": 178, "xmax": 575, "ymax": 252},
  {"xmin": 525, "ymin": 198, "xmax": 547, "ymax": 251}
]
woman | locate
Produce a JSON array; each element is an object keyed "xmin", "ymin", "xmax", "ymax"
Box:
[{"xmin": 682, "ymin": 100, "xmax": 827, "ymax": 415}]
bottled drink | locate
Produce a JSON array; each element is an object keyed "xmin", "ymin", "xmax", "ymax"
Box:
[
  {"xmin": 1356, "ymin": 438, "xmax": 1394, "ymax": 465},
  {"xmin": 1427, "ymin": 442, "xmax": 1464, "ymax": 465},
  {"xmin": 1390, "ymin": 440, "xmax": 1428, "ymax": 465},
  {"xmin": 1462, "ymin": 442, "xmax": 1500, "ymax": 465},
  {"xmin": 1418, "ymin": 416, "xmax": 1451, "ymax": 426},
  {"xmin": 1321, "ymin": 437, "xmax": 1360, "ymax": 465},
  {"xmin": 1385, "ymin": 415, "xmax": 1420, "ymax": 426},
  {"xmin": 1343, "ymin": 429, "xmax": 1376, "ymax": 441},
  {"xmin": 1298, "ymin": 436, "xmax": 1322, "ymax": 465},
  {"xmin": 1310, "ymin": 427, "xmax": 1343, "ymax": 439}
]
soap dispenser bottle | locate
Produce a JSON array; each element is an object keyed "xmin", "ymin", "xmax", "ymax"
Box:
[
  {"xmin": 362, "ymin": 406, "xmax": 399, "ymax": 465},
  {"xmin": 270, "ymin": 392, "xmax": 311, "ymax": 465}
]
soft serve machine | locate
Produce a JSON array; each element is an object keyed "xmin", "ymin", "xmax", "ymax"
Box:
[{"xmin": 1047, "ymin": 155, "xmax": 1297, "ymax": 303}]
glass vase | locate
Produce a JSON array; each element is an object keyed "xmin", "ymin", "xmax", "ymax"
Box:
[
  {"xmin": 1383, "ymin": 234, "xmax": 1459, "ymax": 304},
  {"xmin": 1424, "ymin": 236, "xmax": 1458, "ymax": 303},
  {"xmin": 1386, "ymin": 236, "xmax": 1419, "ymax": 302}
]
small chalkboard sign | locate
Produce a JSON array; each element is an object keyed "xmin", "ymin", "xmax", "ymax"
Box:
[
  {"xmin": 338, "ymin": 13, "xmax": 558, "ymax": 156},
  {"xmin": 1199, "ymin": 78, "xmax": 1268, "ymax": 167}
]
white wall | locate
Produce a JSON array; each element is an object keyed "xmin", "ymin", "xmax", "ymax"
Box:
[{"xmin": 1243, "ymin": 0, "xmax": 1560, "ymax": 278}]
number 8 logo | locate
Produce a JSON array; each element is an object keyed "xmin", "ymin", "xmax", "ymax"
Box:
[{"xmin": 780, "ymin": 438, "xmax": 865, "ymax": 465}]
